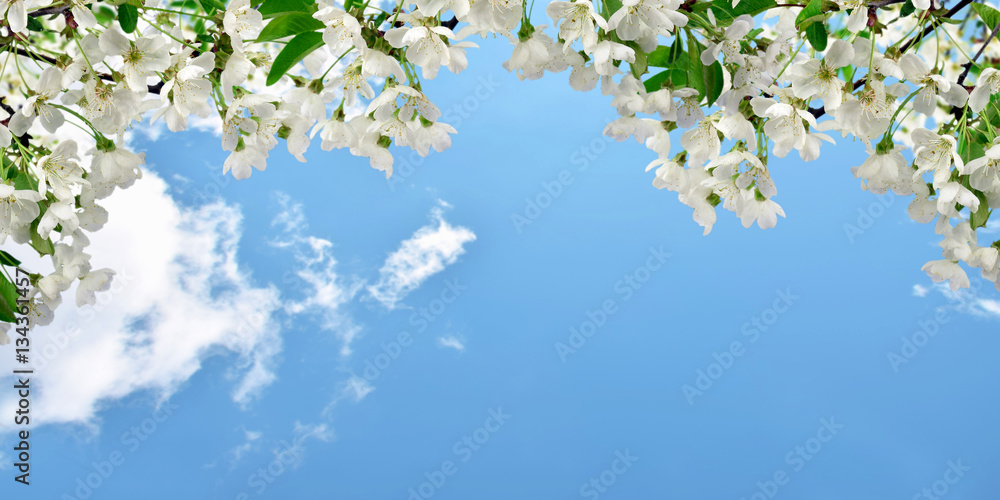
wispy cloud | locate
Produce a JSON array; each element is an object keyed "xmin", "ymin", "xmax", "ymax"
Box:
[
  {"xmin": 912, "ymin": 284, "xmax": 930, "ymax": 297},
  {"xmin": 922, "ymin": 281, "xmax": 1000, "ymax": 320},
  {"xmin": 271, "ymin": 193, "xmax": 363, "ymax": 357},
  {"xmin": 0, "ymin": 172, "xmax": 283, "ymax": 429},
  {"xmin": 437, "ymin": 335, "xmax": 466, "ymax": 351},
  {"xmin": 230, "ymin": 428, "xmax": 263, "ymax": 465},
  {"xmin": 367, "ymin": 202, "xmax": 476, "ymax": 309}
]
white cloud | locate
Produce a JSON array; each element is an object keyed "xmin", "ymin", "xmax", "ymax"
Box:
[
  {"xmin": 912, "ymin": 284, "xmax": 930, "ymax": 297},
  {"xmin": 321, "ymin": 375, "xmax": 374, "ymax": 417},
  {"xmin": 367, "ymin": 203, "xmax": 476, "ymax": 309},
  {"xmin": 230, "ymin": 428, "xmax": 263, "ymax": 465},
  {"xmin": 928, "ymin": 281, "xmax": 1000, "ymax": 320},
  {"xmin": 0, "ymin": 171, "xmax": 283, "ymax": 430},
  {"xmin": 271, "ymin": 193, "xmax": 363, "ymax": 357},
  {"xmin": 282, "ymin": 421, "xmax": 335, "ymax": 468},
  {"xmin": 437, "ymin": 335, "xmax": 466, "ymax": 351}
]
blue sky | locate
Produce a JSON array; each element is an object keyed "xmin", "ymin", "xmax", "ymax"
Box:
[{"xmin": 3, "ymin": 32, "xmax": 1000, "ymax": 500}]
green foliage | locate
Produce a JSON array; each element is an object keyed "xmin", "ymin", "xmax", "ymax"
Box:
[
  {"xmin": 900, "ymin": 0, "xmax": 916, "ymax": 17},
  {"xmin": 972, "ymin": 3, "xmax": 1000, "ymax": 30},
  {"xmin": 695, "ymin": 0, "xmax": 777, "ymax": 26},
  {"xmin": 258, "ymin": 0, "xmax": 318, "ymax": 18},
  {"xmin": 117, "ymin": 3, "xmax": 139, "ymax": 33},
  {"xmin": 796, "ymin": 0, "xmax": 829, "ymax": 51},
  {"xmin": 255, "ymin": 12, "xmax": 324, "ymax": 42},
  {"xmin": 267, "ymin": 31, "xmax": 324, "ymax": 85},
  {"xmin": 194, "ymin": 0, "xmax": 225, "ymax": 15},
  {"xmin": 645, "ymin": 33, "xmax": 724, "ymax": 105},
  {"xmin": 0, "ymin": 273, "xmax": 19, "ymax": 323},
  {"xmin": 0, "ymin": 251, "xmax": 19, "ymax": 267}
]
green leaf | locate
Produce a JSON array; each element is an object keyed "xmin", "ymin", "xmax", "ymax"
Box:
[
  {"xmin": 266, "ymin": 31, "xmax": 324, "ymax": 86},
  {"xmin": 971, "ymin": 190, "xmax": 992, "ymax": 230},
  {"xmin": 0, "ymin": 250, "xmax": 20, "ymax": 267},
  {"xmin": 194, "ymin": 0, "xmax": 224, "ymax": 15},
  {"xmin": 700, "ymin": 0, "xmax": 777, "ymax": 26},
  {"xmin": 94, "ymin": 5, "xmax": 116, "ymax": 24},
  {"xmin": 648, "ymin": 37, "xmax": 685, "ymax": 67},
  {"xmin": 117, "ymin": 3, "xmax": 138, "ymax": 33},
  {"xmin": 258, "ymin": 0, "xmax": 317, "ymax": 18},
  {"xmin": 805, "ymin": 21, "xmax": 828, "ymax": 51},
  {"xmin": 703, "ymin": 58, "xmax": 724, "ymax": 106},
  {"xmin": 604, "ymin": 0, "xmax": 624, "ymax": 16},
  {"xmin": 26, "ymin": 16, "xmax": 43, "ymax": 31},
  {"xmin": 973, "ymin": 3, "xmax": 1000, "ymax": 30},
  {"xmin": 685, "ymin": 32, "xmax": 707, "ymax": 98},
  {"xmin": 255, "ymin": 12, "xmax": 324, "ymax": 42},
  {"xmin": 900, "ymin": 0, "xmax": 915, "ymax": 16},
  {"xmin": 630, "ymin": 44, "xmax": 648, "ymax": 78},
  {"xmin": 643, "ymin": 69, "xmax": 672, "ymax": 92},
  {"xmin": 29, "ymin": 217, "xmax": 54, "ymax": 256},
  {"xmin": 344, "ymin": 0, "xmax": 362, "ymax": 10},
  {"xmin": 795, "ymin": 0, "xmax": 823, "ymax": 29},
  {"xmin": 0, "ymin": 273, "xmax": 16, "ymax": 323}
]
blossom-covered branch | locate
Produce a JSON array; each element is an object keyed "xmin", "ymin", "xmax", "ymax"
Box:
[{"xmin": 1, "ymin": 0, "xmax": 999, "ymax": 339}]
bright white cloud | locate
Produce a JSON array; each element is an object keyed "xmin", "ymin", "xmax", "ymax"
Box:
[
  {"xmin": 912, "ymin": 284, "xmax": 929, "ymax": 297},
  {"xmin": 271, "ymin": 193, "xmax": 363, "ymax": 357},
  {"xmin": 928, "ymin": 281, "xmax": 1000, "ymax": 320},
  {"xmin": 437, "ymin": 335, "xmax": 466, "ymax": 351},
  {"xmin": 0, "ymin": 171, "xmax": 283, "ymax": 430},
  {"xmin": 367, "ymin": 203, "xmax": 476, "ymax": 309}
]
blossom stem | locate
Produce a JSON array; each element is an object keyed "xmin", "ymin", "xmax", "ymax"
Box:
[
  {"xmin": 956, "ymin": 19, "xmax": 1000, "ymax": 85},
  {"xmin": 774, "ymin": 40, "xmax": 805, "ymax": 80},
  {"xmin": 73, "ymin": 35, "xmax": 97, "ymax": 77},
  {"xmin": 140, "ymin": 15, "xmax": 203, "ymax": 51},
  {"xmin": 320, "ymin": 48, "xmax": 355, "ymax": 81},
  {"xmin": 142, "ymin": 6, "xmax": 214, "ymax": 20}
]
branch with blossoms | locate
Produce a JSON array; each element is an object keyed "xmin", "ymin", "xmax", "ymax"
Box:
[{"xmin": 1, "ymin": 0, "xmax": 999, "ymax": 338}]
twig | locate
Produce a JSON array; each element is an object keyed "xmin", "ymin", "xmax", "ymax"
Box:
[
  {"xmin": 898, "ymin": 0, "xmax": 975, "ymax": 54},
  {"xmin": 9, "ymin": 46, "xmax": 163, "ymax": 94},
  {"xmin": 28, "ymin": 4, "xmax": 71, "ymax": 17},
  {"xmin": 957, "ymin": 20, "xmax": 1000, "ymax": 85}
]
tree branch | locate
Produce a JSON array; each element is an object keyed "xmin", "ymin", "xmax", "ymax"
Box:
[
  {"xmin": 9, "ymin": 46, "xmax": 163, "ymax": 94},
  {"xmin": 28, "ymin": 4, "xmax": 71, "ymax": 17},
  {"xmin": 957, "ymin": 20, "xmax": 1000, "ymax": 85},
  {"xmin": 898, "ymin": 0, "xmax": 975, "ymax": 54}
]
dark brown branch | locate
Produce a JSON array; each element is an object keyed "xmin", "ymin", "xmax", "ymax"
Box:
[
  {"xmin": 868, "ymin": 0, "xmax": 907, "ymax": 8},
  {"xmin": 957, "ymin": 19, "xmax": 1000, "ymax": 85},
  {"xmin": 10, "ymin": 46, "xmax": 163, "ymax": 94},
  {"xmin": 808, "ymin": 0, "xmax": 974, "ymax": 119},
  {"xmin": 28, "ymin": 4, "xmax": 71, "ymax": 17},
  {"xmin": 898, "ymin": 0, "xmax": 975, "ymax": 54}
]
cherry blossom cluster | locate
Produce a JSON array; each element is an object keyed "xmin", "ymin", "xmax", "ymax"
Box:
[{"xmin": 1, "ymin": 0, "xmax": 999, "ymax": 335}]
